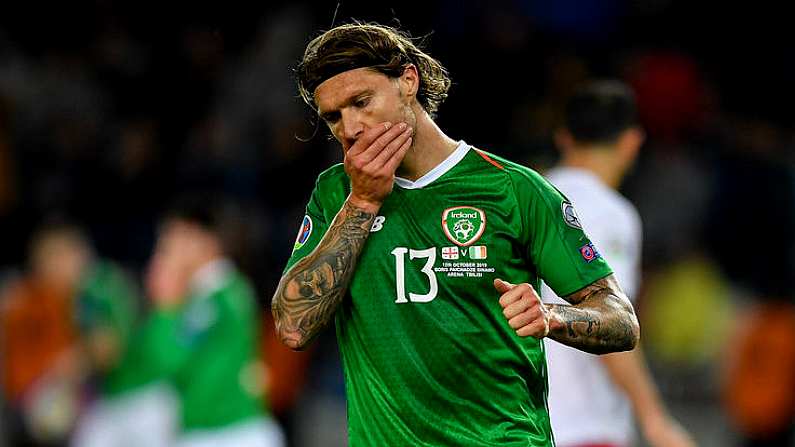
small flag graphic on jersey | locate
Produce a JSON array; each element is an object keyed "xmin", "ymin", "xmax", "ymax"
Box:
[
  {"xmin": 468, "ymin": 246, "xmax": 487, "ymax": 259},
  {"xmin": 441, "ymin": 246, "xmax": 459, "ymax": 260}
]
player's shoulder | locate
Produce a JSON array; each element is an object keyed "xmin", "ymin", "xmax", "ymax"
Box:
[
  {"xmin": 470, "ymin": 148, "xmax": 558, "ymax": 197},
  {"xmin": 313, "ymin": 163, "xmax": 350, "ymax": 194},
  {"xmin": 316, "ymin": 163, "xmax": 346, "ymax": 184},
  {"xmin": 309, "ymin": 163, "xmax": 350, "ymax": 215},
  {"xmin": 547, "ymin": 167, "xmax": 642, "ymax": 236},
  {"xmin": 86, "ymin": 260, "xmax": 135, "ymax": 289},
  {"xmin": 215, "ymin": 268, "xmax": 257, "ymax": 317},
  {"xmin": 548, "ymin": 168, "xmax": 632, "ymax": 210}
]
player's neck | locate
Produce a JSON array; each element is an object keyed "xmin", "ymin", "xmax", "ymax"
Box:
[
  {"xmin": 396, "ymin": 113, "xmax": 458, "ymax": 181},
  {"xmin": 187, "ymin": 252, "xmax": 226, "ymax": 285},
  {"xmin": 561, "ymin": 148, "xmax": 624, "ymax": 190}
]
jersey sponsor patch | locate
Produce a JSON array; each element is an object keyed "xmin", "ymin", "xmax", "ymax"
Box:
[
  {"xmin": 579, "ymin": 242, "xmax": 600, "ymax": 263},
  {"xmin": 293, "ymin": 215, "xmax": 313, "ymax": 251},
  {"xmin": 442, "ymin": 206, "xmax": 486, "ymax": 246},
  {"xmin": 561, "ymin": 201, "xmax": 582, "ymax": 230}
]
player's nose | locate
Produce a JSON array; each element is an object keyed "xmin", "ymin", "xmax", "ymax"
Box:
[{"xmin": 340, "ymin": 109, "xmax": 365, "ymax": 145}]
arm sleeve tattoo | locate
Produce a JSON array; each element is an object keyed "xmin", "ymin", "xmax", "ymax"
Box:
[
  {"xmin": 271, "ymin": 200, "xmax": 375, "ymax": 350},
  {"xmin": 546, "ymin": 274, "xmax": 640, "ymax": 354}
]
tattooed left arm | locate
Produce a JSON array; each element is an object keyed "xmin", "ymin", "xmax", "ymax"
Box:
[
  {"xmin": 546, "ymin": 274, "xmax": 639, "ymax": 354},
  {"xmin": 494, "ymin": 273, "xmax": 638, "ymax": 354}
]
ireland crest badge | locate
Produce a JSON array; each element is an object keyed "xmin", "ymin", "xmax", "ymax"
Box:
[{"xmin": 442, "ymin": 206, "xmax": 486, "ymax": 246}]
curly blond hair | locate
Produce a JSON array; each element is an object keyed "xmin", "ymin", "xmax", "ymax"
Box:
[{"xmin": 296, "ymin": 22, "xmax": 451, "ymax": 118}]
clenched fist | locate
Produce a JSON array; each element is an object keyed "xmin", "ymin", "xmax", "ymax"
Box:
[{"xmin": 494, "ymin": 278, "xmax": 552, "ymax": 338}]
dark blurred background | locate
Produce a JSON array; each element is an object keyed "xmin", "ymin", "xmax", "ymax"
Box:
[{"xmin": 1, "ymin": 1, "xmax": 794, "ymax": 446}]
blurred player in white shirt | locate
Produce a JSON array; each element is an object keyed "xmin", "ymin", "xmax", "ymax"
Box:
[{"xmin": 542, "ymin": 81, "xmax": 696, "ymax": 447}]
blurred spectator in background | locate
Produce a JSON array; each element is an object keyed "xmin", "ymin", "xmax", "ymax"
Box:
[
  {"xmin": 0, "ymin": 223, "xmax": 88, "ymax": 445},
  {"xmin": 541, "ymin": 81, "xmax": 695, "ymax": 447},
  {"xmin": 722, "ymin": 301, "xmax": 795, "ymax": 447},
  {"xmin": 710, "ymin": 117, "xmax": 795, "ymax": 447},
  {"xmin": 152, "ymin": 197, "xmax": 284, "ymax": 447},
  {"xmin": 0, "ymin": 223, "xmax": 138, "ymax": 446}
]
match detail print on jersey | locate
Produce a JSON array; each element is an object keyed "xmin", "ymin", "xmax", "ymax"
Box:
[{"xmin": 441, "ymin": 206, "xmax": 486, "ymax": 246}]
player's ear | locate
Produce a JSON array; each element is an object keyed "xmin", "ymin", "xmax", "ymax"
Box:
[
  {"xmin": 554, "ymin": 128, "xmax": 575, "ymax": 155},
  {"xmin": 399, "ymin": 64, "xmax": 420, "ymax": 98},
  {"xmin": 617, "ymin": 127, "xmax": 644, "ymax": 163}
]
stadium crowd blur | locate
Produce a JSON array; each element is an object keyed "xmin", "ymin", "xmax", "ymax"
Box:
[{"xmin": 1, "ymin": 1, "xmax": 794, "ymax": 446}]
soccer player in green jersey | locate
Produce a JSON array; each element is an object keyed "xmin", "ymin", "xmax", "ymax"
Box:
[
  {"xmin": 273, "ymin": 23, "xmax": 640, "ymax": 446},
  {"xmin": 151, "ymin": 200, "xmax": 284, "ymax": 447}
]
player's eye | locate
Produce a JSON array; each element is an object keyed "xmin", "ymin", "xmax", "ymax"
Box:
[
  {"xmin": 354, "ymin": 97, "xmax": 370, "ymax": 108},
  {"xmin": 321, "ymin": 112, "xmax": 340, "ymax": 124}
]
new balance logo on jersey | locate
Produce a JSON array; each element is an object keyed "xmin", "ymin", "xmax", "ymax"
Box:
[{"xmin": 370, "ymin": 216, "xmax": 386, "ymax": 232}]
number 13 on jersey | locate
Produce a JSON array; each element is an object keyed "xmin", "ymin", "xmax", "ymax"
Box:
[{"xmin": 391, "ymin": 247, "xmax": 438, "ymax": 303}]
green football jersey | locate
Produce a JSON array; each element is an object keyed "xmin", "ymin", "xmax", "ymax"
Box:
[
  {"xmin": 102, "ymin": 309, "xmax": 182, "ymax": 396},
  {"xmin": 76, "ymin": 261, "xmax": 139, "ymax": 355},
  {"xmin": 170, "ymin": 260, "xmax": 268, "ymax": 431},
  {"xmin": 285, "ymin": 142, "xmax": 613, "ymax": 446},
  {"xmin": 75, "ymin": 260, "xmax": 161, "ymax": 397}
]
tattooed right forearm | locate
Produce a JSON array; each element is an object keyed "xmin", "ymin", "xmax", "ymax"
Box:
[{"xmin": 272, "ymin": 200, "xmax": 375, "ymax": 350}]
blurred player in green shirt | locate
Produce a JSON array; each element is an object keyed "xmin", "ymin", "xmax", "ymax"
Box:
[
  {"xmin": 272, "ymin": 23, "xmax": 640, "ymax": 446},
  {"xmin": 0, "ymin": 223, "xmax": 152, "ymax": 446},
  {"xmin": 73, "ymin": 241, "xmax": 182, "ymax": 447},
  {"xmin": 153, "ymin": 199, "xmax": 284, "ymax": 447},
  {"xmin": 74, "ymin": 200, "xmax": 284, "ymax": 447},
  {"xmin": 72, "ymin": 308, "xmax": 182, "ymax": 447}
]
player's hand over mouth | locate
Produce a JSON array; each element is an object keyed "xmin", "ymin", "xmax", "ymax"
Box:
[{"xmin": 345, "ymin": 121, "xmax": 413, "ymax": 213}]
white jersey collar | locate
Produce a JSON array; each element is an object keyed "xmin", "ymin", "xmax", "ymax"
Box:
[
  {"xmin": 189, "ymin": 258, "xmax": 233, "ymax": 299},
  {"xmin": 394, "ymin": 140, "xmax": 469, "ymax": 190}
]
